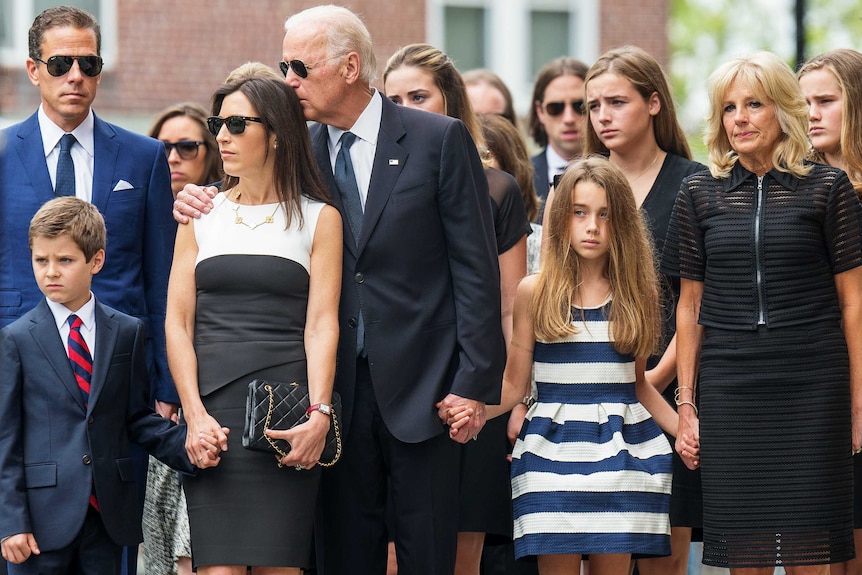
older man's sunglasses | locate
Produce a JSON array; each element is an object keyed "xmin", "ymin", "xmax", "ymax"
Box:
[
  {"xmin": 35, "ymin": 55, "xmax": 103, "ymax": 77},
  {"xmin": 207, "ymin": 116, "xmax": 263, "ymax": 136},
  {"xmin": 279, "ymin": 54, "xmax": 344, "ymax": 79}
]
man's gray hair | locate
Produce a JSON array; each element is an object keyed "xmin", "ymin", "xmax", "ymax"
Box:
[{"xmin": 284, "ymin": 5, "xmax": 377, "ymax": 84}]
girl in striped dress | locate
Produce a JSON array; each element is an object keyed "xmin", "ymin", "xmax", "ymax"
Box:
[{"xmin": 449, "ymin": 156, "xmax": 698, "ymax": 575}]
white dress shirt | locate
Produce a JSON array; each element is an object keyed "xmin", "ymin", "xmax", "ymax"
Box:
[
  {"xmin": 326, "ymin": 91, "xmax": 383, "ymax": 209},
  {"xmin": 39, "ymin": 105, "xmax": 96, "ymax": 203}
]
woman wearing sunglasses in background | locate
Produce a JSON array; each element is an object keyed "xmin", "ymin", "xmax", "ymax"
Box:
[
  {"xmin": 383, "ymin": 43, "xmax": 531, "ymax": 575},
  {"xmin": 141, "ymin": 102, "xmax": 222, "ymax": 575},
  {"xmin": 166, "ymin": 76, "xmax": 341, "ymax": 575},
  {"xmin": 149, "ymin": 103, "xmax": 222, "ymax": 198},
  {"xmin": 798, "ymin": 48, "xmax": 862, "ymax": 575}
]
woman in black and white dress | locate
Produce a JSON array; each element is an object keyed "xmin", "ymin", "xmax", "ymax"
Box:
[{"xmin": 166, "ymin": 76, "xmax": 342, "ymax": 574}]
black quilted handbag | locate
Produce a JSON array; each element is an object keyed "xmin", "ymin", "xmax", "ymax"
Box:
[{"xmin": 241, "ymin": 379, "xmax": 342, "ymax": 467}]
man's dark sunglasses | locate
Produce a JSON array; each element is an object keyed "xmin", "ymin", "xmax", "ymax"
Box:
[
  {"xmin": 279, "ymin": 54, "xmax": 343, "ymax": 79},
  {"xmin": 207, "ymin": 116, "xmax": 263, "ymax": 136},
  {"xmin": 35, "ymin": 55, "xmax": 103, "ymax": 77},
  {"xmin": 162, "ymin": 140, "xmax": 204, "ymax": 160},
  {"xmin": 543, "ymin": 99, "xmax": 586, "ymax": 117}
]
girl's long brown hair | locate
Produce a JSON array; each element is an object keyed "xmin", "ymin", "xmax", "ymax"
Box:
[{"xmin": 534, "ymin": 156, "xmax": 659, "ymax": 358}]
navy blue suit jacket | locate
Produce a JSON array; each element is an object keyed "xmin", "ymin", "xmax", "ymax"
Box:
[
  {"xmin": 531, "ymin": 149, "xmax": 551, "ymax": 223},
  {"xmin": 0, "ymin": 299, "xmax": 194, "ymax": 550},
  {"xmin": 311, "ymin": 97, "xmax": 506, "ymax": 443},
  {"xmin": 0, "ymin": 112, "xmax": 178, "ymax": 403}
]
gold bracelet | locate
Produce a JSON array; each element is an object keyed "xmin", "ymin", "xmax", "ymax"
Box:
[
  {"xmin": 676, "ymin": 400, "xmax": 698, "ymax": 415},
  {"xmin": 674, "ymin": 386, "xmax": 695, "ymax": 404}
]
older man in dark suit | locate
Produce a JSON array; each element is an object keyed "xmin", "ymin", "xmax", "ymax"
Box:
[{"xmin": 174, "ymin": 6, "xmax": 505, "ymax": 574}]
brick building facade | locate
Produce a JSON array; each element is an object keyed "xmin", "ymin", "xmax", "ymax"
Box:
[{"xmin": 0, "ymin": 0, "xmax": 668, "ymax": 121}]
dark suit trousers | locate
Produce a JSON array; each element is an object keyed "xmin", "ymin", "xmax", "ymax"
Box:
[
  {"xmin": 9, "ymin": 507, "xmax": 122, "ymax": 575},
  {"xmin": 318, "ymin": 358, "xmax": 460, "ymax": 575}
]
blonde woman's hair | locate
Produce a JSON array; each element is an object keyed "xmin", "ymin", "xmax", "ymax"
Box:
[
  {"xmin": 534, "ymin": 156, "xmax": 659, "ymax": 358},
  {"xmin": 704, "ymin": 51, "xmax": 811, "ymax": 179},
  {"xmin": 225, "ymin": 61, "xmax": 282, "ymax": 83},
  {"xmin": 798, "ymin": 49, "xmax": 862, "ymax": 194}
]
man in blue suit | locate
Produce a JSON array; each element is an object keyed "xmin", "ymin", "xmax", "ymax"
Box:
[
  {"xmin": 0, "ymin": 7, "xmax": 176, "ymax": 573},
  {"xmin": 175, "ymin": 6, "xmax": 505, "ymax": 573}
]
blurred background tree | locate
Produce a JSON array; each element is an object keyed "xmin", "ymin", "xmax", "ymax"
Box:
[{"xmin": 669, "ymin": 0, "xmax": 862, "ymax": 162}]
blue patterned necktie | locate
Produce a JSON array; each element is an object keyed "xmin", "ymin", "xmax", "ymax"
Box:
[
  {"xmin": 67, "ymin": 314, "xmax": 99, "ymax": 511},
  {"xmin": 334, "ymin": 131, "xmax": 363, "ymax": 244},
  {"xmin": 333, "ymin": 131, "xmax": 366, "ymax": 355},
  {"xmin": 55, "ymin": 133, "xmax": 77, "ymax": 197}
]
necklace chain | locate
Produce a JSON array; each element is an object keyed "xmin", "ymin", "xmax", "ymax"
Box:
[
  {"xmin": 630, "ymin": 152, "xmax": 660, "ymax": 182},
  {"xmin": 230, "ymin": 190, "xmax": 279, "ymax": 230}
]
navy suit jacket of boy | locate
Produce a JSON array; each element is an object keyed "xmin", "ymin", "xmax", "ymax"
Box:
[{"xmin": 0, "ymin": 298, "xmax": 194, "ymax": 550}]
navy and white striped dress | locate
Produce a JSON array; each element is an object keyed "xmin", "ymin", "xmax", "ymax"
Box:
[{"xmin": 511, "ymin": 299, "xmax": 672, "ymax": 558}]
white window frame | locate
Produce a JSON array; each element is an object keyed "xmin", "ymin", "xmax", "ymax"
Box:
[
  {"xmin": 0, "ymin": 0, "xmax": 117, "ymax": 70},
  {"xmin": 427, "ymin": 0, "xmax": 598, "ymax": 115}
]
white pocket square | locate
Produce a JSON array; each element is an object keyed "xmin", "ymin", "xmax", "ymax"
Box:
[{"xmin": 113, "ymin": 180, "xmax": 135, "ymax": 191}]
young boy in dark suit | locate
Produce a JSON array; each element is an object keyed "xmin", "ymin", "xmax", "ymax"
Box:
[{"xmin": 0, "ymin": 197, "xmax": 224, "ymax": 574}]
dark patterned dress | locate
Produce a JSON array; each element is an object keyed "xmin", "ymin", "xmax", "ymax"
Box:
[{"xmin": 662, "ymin": 162, "xmax": 862, "ymax": 568}]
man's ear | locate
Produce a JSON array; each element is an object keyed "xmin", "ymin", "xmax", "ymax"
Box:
[
  {"xmin": 26, "ymin": 58, "xmax": 40, "ymax": 86},
  {"xmin": 343, "ymin": 52, "xmax": 361, "ymax": 84}
]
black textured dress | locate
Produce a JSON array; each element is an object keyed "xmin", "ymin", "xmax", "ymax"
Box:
[
  {"xmin": 662, "ymin": 162, "xmax": 862, "ymax": 568},
  {"xmin": 641, "ymin": 154, "xmax": 706, "ymax": 536},
  {"xmin": 458, "ymin": 167, "xmax": 531, "ymax": 540}
]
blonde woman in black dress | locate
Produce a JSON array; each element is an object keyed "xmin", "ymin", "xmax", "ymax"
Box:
[{"xmin": 664, "ymin": 51, "xmax": 862, "ymax": 574}]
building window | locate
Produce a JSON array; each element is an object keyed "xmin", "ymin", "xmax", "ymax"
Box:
[
  {"xmin": 427, "ymin": 0, "xmax": 598, "ymax": 114},
  {"xmin": 530, "ymin": 10, "xmax": 571, "ymax": 76},
  {"xmin": 1, "ymin": 0, "xmax": 116, "ymax": 68},
  {"xmin": 443, "ymin": 5, "xmax": 486, "ymax": 71}
]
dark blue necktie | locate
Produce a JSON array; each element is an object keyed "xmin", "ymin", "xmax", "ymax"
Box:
[
  {"xmin": 334, "ymin": 131, "xmax": 363, "ymax": 244},
  {"xmin": 333, "ymin": 132, "xmax": 366, "ymax": 356},
  {"xmin": 67, "ymin": 314, "xmax": 99, "ymax": 511},
  {"xmin": 55, "ymin": 133, "xmax": 77, "ymax": 197}
]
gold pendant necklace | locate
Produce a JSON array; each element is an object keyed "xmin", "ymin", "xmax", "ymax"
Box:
[{"xmin": 230, "ymin": 190, "xmax": 279, "ymax": 230}]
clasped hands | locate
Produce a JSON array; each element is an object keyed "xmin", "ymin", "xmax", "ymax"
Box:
[
  {"xmin": 436, "ymin": 393, "xmax": 487, "ymax": 443},
  {"xmin": 186, "ymin": 412, "xmax": 230, "ymax": 469},
  {"xmin": 676, "ymin": 412, "xmax": 701, "ymax": 470}
]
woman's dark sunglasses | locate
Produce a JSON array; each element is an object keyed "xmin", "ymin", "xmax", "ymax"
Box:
[
  {"xmin": 35, "ymin": 55, "xmax": 103, "ymax": 77},
  {"xmin": 162, "ymin": 140, "xmax": 203, "ymax": 160},
  {"xmin": 542, "ymin": 99, "xmax": 586, "ymax": 117},
  {"xmin": 207, "ymin": 116, "xmax": 263, "ymax": 136}
]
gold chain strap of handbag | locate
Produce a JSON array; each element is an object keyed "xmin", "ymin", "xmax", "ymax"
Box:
[{"xmin": 263, "ymin": 383, "xmax": 342, "ymax": 468}]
